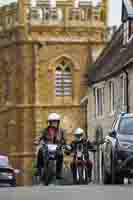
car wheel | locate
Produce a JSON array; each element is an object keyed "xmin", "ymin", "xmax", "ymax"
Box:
[
  {"xmin": 116, "ymin": 176, "xmax": 124, "ymax": 184},
  {"xmin": 102, "ymin": 162, "xmax": 111, "ymax": 184},
  {"xmin": 111, "ymin": 153, "xmax": 123, "ymax": 184},
  {"xmin": 111, "ymin": 153, "xmax": 117, "ymax": 184}
]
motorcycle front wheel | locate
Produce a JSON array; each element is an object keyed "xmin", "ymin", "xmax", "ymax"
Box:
[
  {"xmin": 82, "ymin": 167, "xmax": 88, "ymax": 184},
  {"xmin": 43, "ymin": 160, "xmax": 55, "ymax": 186}
]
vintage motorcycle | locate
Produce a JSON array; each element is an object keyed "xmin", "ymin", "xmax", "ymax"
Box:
[
  {"xmin": 40, "ymin": 143, "xmax": 58, "ymax": 185},
  {"xmin": 70, "ymin": 143, "xmax": 92, "ymax": 185}
]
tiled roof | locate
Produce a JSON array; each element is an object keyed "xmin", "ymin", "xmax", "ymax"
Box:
[
  {"xmin": 124, "ymin": 0, "xmax": 133, "ymax": 18},
  {"xmin": 88, "ymin": 25, "xmax": 133, "ymax": 85},
  {"xmin": 88, "ymin": 0, "xmax": 133, "ymax": 86}
]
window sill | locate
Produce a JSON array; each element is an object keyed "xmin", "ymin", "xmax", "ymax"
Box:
[
  {"xmin": 109, "ymin": 111, "xmax": 115, "ymax": 117},
  {"xmin": 95, "ymin": 115, "xmax": 105, "ymax": 120}
]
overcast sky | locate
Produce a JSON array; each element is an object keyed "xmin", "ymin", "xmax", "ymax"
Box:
[{"xmin": 0, "ymin": 0, "xmax": 122, "ymax": 26}]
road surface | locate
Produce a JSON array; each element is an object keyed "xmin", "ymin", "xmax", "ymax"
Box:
[{"xmin": 1, "ymin": 184, "xmax": 133, "ymax": 200}]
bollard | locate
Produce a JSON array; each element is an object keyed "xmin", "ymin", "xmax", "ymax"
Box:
[{"xmin": 94, "ymin": 126, "xmax": 103, "ymax": 184}]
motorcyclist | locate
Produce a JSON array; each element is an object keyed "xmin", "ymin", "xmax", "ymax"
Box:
[
  {"xmin": 70, "ymin": 128, "xmax": 95, "ymax": 182},
  {"xmin": 36, "ymin": 113, "xmax": 66, "ymax": 179}
]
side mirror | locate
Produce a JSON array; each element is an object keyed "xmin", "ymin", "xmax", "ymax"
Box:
[
  {"xmin": 108, "ymin": 130, "xmax": 116, "ymax": 138},
  {"xmin": 64, "ymin": 144, "xmax": 72, "ymax": 155},
  {"xmin": 65, "ymin": 144, "xmax": 72, "ymax": 151}
]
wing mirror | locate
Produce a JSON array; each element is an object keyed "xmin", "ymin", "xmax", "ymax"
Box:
[
  {"xmin": 108, "ymin": 130, "xmax": 116, "ymax": 138},
  {"xmin": 64, "ymin": 144, "xmax": 72, "ymax": 155}
]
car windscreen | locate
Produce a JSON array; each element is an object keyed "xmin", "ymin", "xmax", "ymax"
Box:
[
  {"xmin": 0, "ymin": 157, "xmax": 9, "ymax": 167},
  {"xmin": 118, "ymin": 117, "xmax": 133, "ymax": 134}
]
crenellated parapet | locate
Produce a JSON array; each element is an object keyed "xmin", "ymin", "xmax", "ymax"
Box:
[
  {"xmin": 0, "ymin": 2, "xmax": 19, "ymax": 32},
  {"xmin": 28, "ymin": 0, "xmax": 107, "ymax": 27},
  {"xmin": 0, "ymin": 0, "xmax": 108, "ymax": 32}
]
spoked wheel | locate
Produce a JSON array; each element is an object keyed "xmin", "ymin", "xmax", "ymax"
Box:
[
  {"xmin": 75, "ymin": 166, "xmax": 85, "ymax": 185},
  {"xmin": 43, "ymin": 160, "xmax": 55, "ymax": 186},
  {"xmin": 72, "ymin": 166, "xmax": 81, "ymax": 184},
  {"xmin": 82, "ymin": 167, "xmax": 88, "ymax": 184},
  {"xmin": 111, "ymin": 156, "xmax": 124, "ymax": 185},
  {"xmin": 77, "ymin": 166, "xmax": 82, "ymax": 184}
]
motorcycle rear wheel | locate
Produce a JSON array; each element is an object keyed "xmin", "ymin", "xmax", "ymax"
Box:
[{"xmin": 76, "ymin": 166, "xmax": 83, "ymax": 184}]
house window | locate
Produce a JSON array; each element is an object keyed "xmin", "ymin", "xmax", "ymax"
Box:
[
  {"xmin": 55, "ymin": 61, "xmax": 72, "ymax": 97},
  {"xmin": 121, "ymin": 75, "xmax": 127, "ymax": 106},
  {"xmin": 95, "ymin": 87, "xmax": 104, "ymax": 117},
  {"xmin": 123, "ymin": 21, "xmax": 129, "ymax": 44},
  {"xmin": 109, "ymin": 81, "xmax": 115, "ymax": 113},
  {"xmin": 56, "ymin": 66, "xmax": 63, "ymax": 96},
  {"xmin": 81, "ymin": 9, "xmax": 85, "ymax": 21},
  {"xmin": 63, "ymin": 67, "xmax": 72, "ymax": 96},
  {"xmin": 128, "ymin": 19, "xmax": 133, "ymax": 38},
  {"xmin": 44, "ymin": 8, "xmax": 50, "ymax": 20}
]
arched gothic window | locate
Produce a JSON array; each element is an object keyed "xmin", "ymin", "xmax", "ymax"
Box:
[{"xmin": 55, "ymin": 60, "xmax": 72, "ymax": 96}]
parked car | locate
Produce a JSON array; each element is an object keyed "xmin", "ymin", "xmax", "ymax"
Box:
[
  {"xmin": 0, "ymin": 155, "xmax": 19, "ymax": 187},
  {"xmin": 102, "ymin": 112, "xmax": 133, "ymax": 184}
]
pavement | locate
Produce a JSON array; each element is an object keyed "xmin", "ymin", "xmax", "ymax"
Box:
[{"xmin": 1, "ymin": 184, "xmax": 133, "ymax": 200}]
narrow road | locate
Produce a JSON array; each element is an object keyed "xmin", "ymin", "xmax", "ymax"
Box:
[{"xmin": 1, "ymin": 185, "xmax": 133, "ymax": 200}]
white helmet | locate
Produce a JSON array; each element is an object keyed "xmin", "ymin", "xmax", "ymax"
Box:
[
  {"xmin": 74, "ymin": 128, "xmax": 84, "ymax": 141},
  {"xmin": 48, "ymin": 113, "xmax": 60, "ymax": 121},
  {"xmin": 74, "ymin": 128, "xmax": 84, "ymax": 135}
]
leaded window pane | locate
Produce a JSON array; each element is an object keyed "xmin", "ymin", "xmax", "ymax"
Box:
[{"xmin": 55, "ymin": 61, "xmax": 72, "ymax": 96}]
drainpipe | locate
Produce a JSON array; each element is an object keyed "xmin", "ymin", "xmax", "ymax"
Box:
[{"xmin": 123, "ymin": 69, "xmax": 129, "ymax": 113}]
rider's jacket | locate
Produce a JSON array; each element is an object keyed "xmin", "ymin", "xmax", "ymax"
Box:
[
  {"xmin": 40, "ymin": 126, "xmax": 66, "ymax": 145},
  {"xmin": 70, "ymin": 138, "xmax": 95, "ymax": 160}
]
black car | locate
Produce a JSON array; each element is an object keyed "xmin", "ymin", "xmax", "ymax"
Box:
[
  {"xmin": 0, "ymin": 155, "xmax": 18, "ymax": 187},
  {"xmin": 102, "ymin": 113, "xmax": 133, "ymax": 184}
]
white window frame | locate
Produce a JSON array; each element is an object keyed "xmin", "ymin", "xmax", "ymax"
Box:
[
  {"xmin": 109, "ymin": 81, "xmax": 115, "ymax": 114},
  {"xmin": 94, "ymin": 86, "xmax": 104, "ymax": 118},
  {"xmin": 123, "ymin": 21, "xmax": 129, "ymax": 45},
  {"xmin": 120, "ymin": 73, "xmax": 127, "ymax": 106}
]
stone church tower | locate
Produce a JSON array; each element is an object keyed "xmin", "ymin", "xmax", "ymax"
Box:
[{"xmin": 0, "ymin": 0, "xmax": 108, "ymax": 185}]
